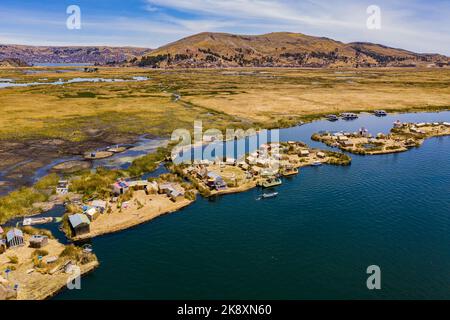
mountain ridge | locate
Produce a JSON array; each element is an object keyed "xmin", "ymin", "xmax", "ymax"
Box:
[
  {"xmin": 0, "ymin": 44, "xmax": 153, "ymax": 65},
  {"xmin": 1, "ymin": 32, "xmax": 448, "ymax": 68},
  {"xmin": 136, "ymin": 32, "xmax": 449, "ymax": 68}
]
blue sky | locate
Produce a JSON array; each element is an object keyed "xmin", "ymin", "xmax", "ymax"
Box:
[{"xmin": 0, "ymin": 0, "xmax": 449, "ymax": 55}]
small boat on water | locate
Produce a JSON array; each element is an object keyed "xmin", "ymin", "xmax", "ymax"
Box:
[
  {"xmin": 325, "ymin": 114, "xmax": 339, "ymax": 121},
  {"xmin": 262, "ymin": 177, "xmax": 282, "ymax": 188},
  {"xmin": 82, "ymin": 244, "xmax": 93, "ymax": 254},
  {"xmin": 22, "ymin": 217, "xmax": 53, "ymax": 226},
  {"xmin": 341, "ymin": 112, "xmax": 358, "ymax": 120},
  {"xmin": 261, "ymin": 192, "xmax": 279, "ymax": 199},
  {"xmin": 311, "ymin": 161, "xmax": 323, "ymax": 167},
  {"xmin": 374, "ymin": 110, "xmax": 387, "ymax": 117}
]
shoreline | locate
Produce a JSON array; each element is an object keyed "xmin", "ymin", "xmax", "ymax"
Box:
[
  {"xmin": 70, "ymin": 194, "xmax": 194, "ymax": 241},
  {"xmin": 30, "ymin": 260, "xmax": 99, "ymax": 300},
  {"xmin": 0, "ymin": 233, "xmax": 99, "ymax": 300},
  {"xmin": 68, "ymin": 142, "xmax": 351, "ymax": 242},
  {"xmin": 312, "ymin": 121, "xmax": 450, "ymax": 156}
]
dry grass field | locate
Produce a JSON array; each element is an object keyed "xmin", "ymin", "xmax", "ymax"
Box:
[
  {"xmin": 0, "ymin": 66, "xmax": 449, "ymax": 141},
  {"xmin": 178, "ymin": 68, "xmax": 450, "ymax": 125}
]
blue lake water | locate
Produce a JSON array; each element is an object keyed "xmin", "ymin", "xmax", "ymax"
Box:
[{"xmin": 53, "ymin": 111, "xmax": 450, "ymax": 299}]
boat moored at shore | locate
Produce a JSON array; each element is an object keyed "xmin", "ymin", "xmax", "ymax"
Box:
[
  {"xmin": 374, "ymin": 110, "xmax": 388, "ymax": 117},
  {"xmin": 341, "ymin": 113, "xmax": 358, "ymax": 120},
  {"xmin": 261, "ymin": 177, "xmax": 282, "ymax": 188},
  {"xmin": 325, "ymin": 114, "xmax": 339, "ymax": 121}
]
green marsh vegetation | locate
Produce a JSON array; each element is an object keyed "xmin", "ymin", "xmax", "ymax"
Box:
[{"xmin": 0, "ymin": 174, "xmax": 60, "ymax": 223}]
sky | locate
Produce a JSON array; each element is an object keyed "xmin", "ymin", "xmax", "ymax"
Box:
[{"xmin": 0, "ymin": 0, "xmax": 449, "ymax": 55}]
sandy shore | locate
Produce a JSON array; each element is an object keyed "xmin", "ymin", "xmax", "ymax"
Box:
[
  {"xmin": 71, "ymin": 191, "xmax": 194, "ymax": 241},
  {"xmin": 0, "ymin": 235, "xmax": 99, "ymax": 300}
]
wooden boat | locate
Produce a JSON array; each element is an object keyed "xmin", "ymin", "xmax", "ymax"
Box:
[
  {"xmin": 325, "ymin": 114, "xmax": 339, "ymax": 121},
  {"xmin": 374, "ymin": 110, "xmax": 387, "ymax": 117},
  {"xmin": 341, "ymin": 113, "xmax": 358, "ymax": 120},
  {"xmin": 281, "ymin": 168, "xmax": 299, "ymax": 177},
  {"xmin": 262, "ymin": 178, "xmax": 282, "ymax": 188}
]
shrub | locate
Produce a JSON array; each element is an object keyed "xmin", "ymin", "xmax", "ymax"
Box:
[
  {"xmin": 70, "ymin": 167, "xmax": 123, "ymax": 198},
  {"xmin": 8, "ymin": 255, "xmax": 18, "ymax": 264},
  {"xmin": 185, "ymin": 190, "xmax": 197, "ymax": 201},
  {"xmin": 59, "ymin": 244, "xmax": 82, "ymax": 260},
  {"xmin": 22, "ymin": 226, "xmax": 54, "ymax": 239},
  {"xmin": 31, "ymin": 249, "xmax": 49, "ymax": 258},
  {"xmin": 60, "ymin": 213, "xmax": 72, "ymax": 237},
  {"xmin": 34, "ymin": 173, "xmax": 60, "ymax": 191},
  {"xmin": 0, "ymin": 187, "xmax": 47, "ymax": 223},
  {"xmin": 127, "ymin": 146, "xmax": 171, "ymax": 177}
]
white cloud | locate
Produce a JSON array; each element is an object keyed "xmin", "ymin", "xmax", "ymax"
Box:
[
  {"xmin": 0, "ymin": 0, "xmax": 448, "ymax": 55},
  {"xmin": 145, "ymin": 0, "xmax": 450, "ymax": 55}
]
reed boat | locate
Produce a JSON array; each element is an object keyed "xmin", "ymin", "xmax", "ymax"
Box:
[
  {"xmin": 326, "ymin": 114, "xmax": 339, "ymax": 121},
  {"xmin": 374, "ymin": 110, "xmax": 387, "ymax": 117},
  {"xmin": 281, "ymin": 168, "xmax": 299, "ymax": 177},
  {"xmin": 22, "ymin": 217, "xmax": 53, "ymax": 226},
  {"xmin": 262, "ymin": 178, "xmax": 282, "ymax": 188},
  {"xmin": 341, "ymin": 113, "xmax": 358, "ymax": 120}
]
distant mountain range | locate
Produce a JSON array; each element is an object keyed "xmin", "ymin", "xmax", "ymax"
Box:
[
  {"xmin": 135, "ymin": 32, "xmax": 449, "ymax": 68},
  {"xmin": 1, "ymin": 32, "xmax": 449, "ymax": 68},
  {"xmin": 0, "ymin": 44, "xmax": 152, "ymax": 65}
]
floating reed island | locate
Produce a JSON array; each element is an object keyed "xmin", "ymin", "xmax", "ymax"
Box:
[
  {"xmin": 58, "ymin": 141, "xmax": 350, "ymax": 241},
  {"xmin": 0, "ymin": 226, "xmax": 98, "ymax": 300},
  {"xmin": 61, "ymin": 174, "xmax": 196, "ymax": 241},
  {"xmin": 311, "ymin": 121, "xmax": 450, "ymax": 155},
  {"xmin": 172, "ymin": 141, "xmax": 351, "ymax": 198}
]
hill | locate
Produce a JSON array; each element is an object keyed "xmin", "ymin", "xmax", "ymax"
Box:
[
  {"xmin": 136, "ymin": 32, "xmax": 449, "ymax": 68},
  {"xmin": 0, "ymin": 44, "xmax": 153, "ymax": 65},
  {"xmin": 0, "ymin": 58, "xmax": 30, "ymax": 67}
]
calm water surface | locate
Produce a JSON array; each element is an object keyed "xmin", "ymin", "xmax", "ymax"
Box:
[{"xmin": 56, "ymin": 111, "xmax": 450, "ymax": 299}]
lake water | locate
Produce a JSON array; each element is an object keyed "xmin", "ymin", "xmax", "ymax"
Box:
[
  {"xmin": 0, "ymin": 76, "xmax": 149, "ymax": 89},
  {"xmin": 49, "ymin": 111, "xmax": 450, "ymax": 299}
]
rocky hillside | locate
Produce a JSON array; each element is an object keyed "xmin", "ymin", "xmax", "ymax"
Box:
[
  {"xmin": 0, "ymin": 44, "xmax": 153, "ymax": 65},
  {"xmin": 0, "ymin": 58, "xmax": 30, "ymax": 67},
  {"xmin": 135, "ymin": 32, "xmax": 449, "ymax": 68}
]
